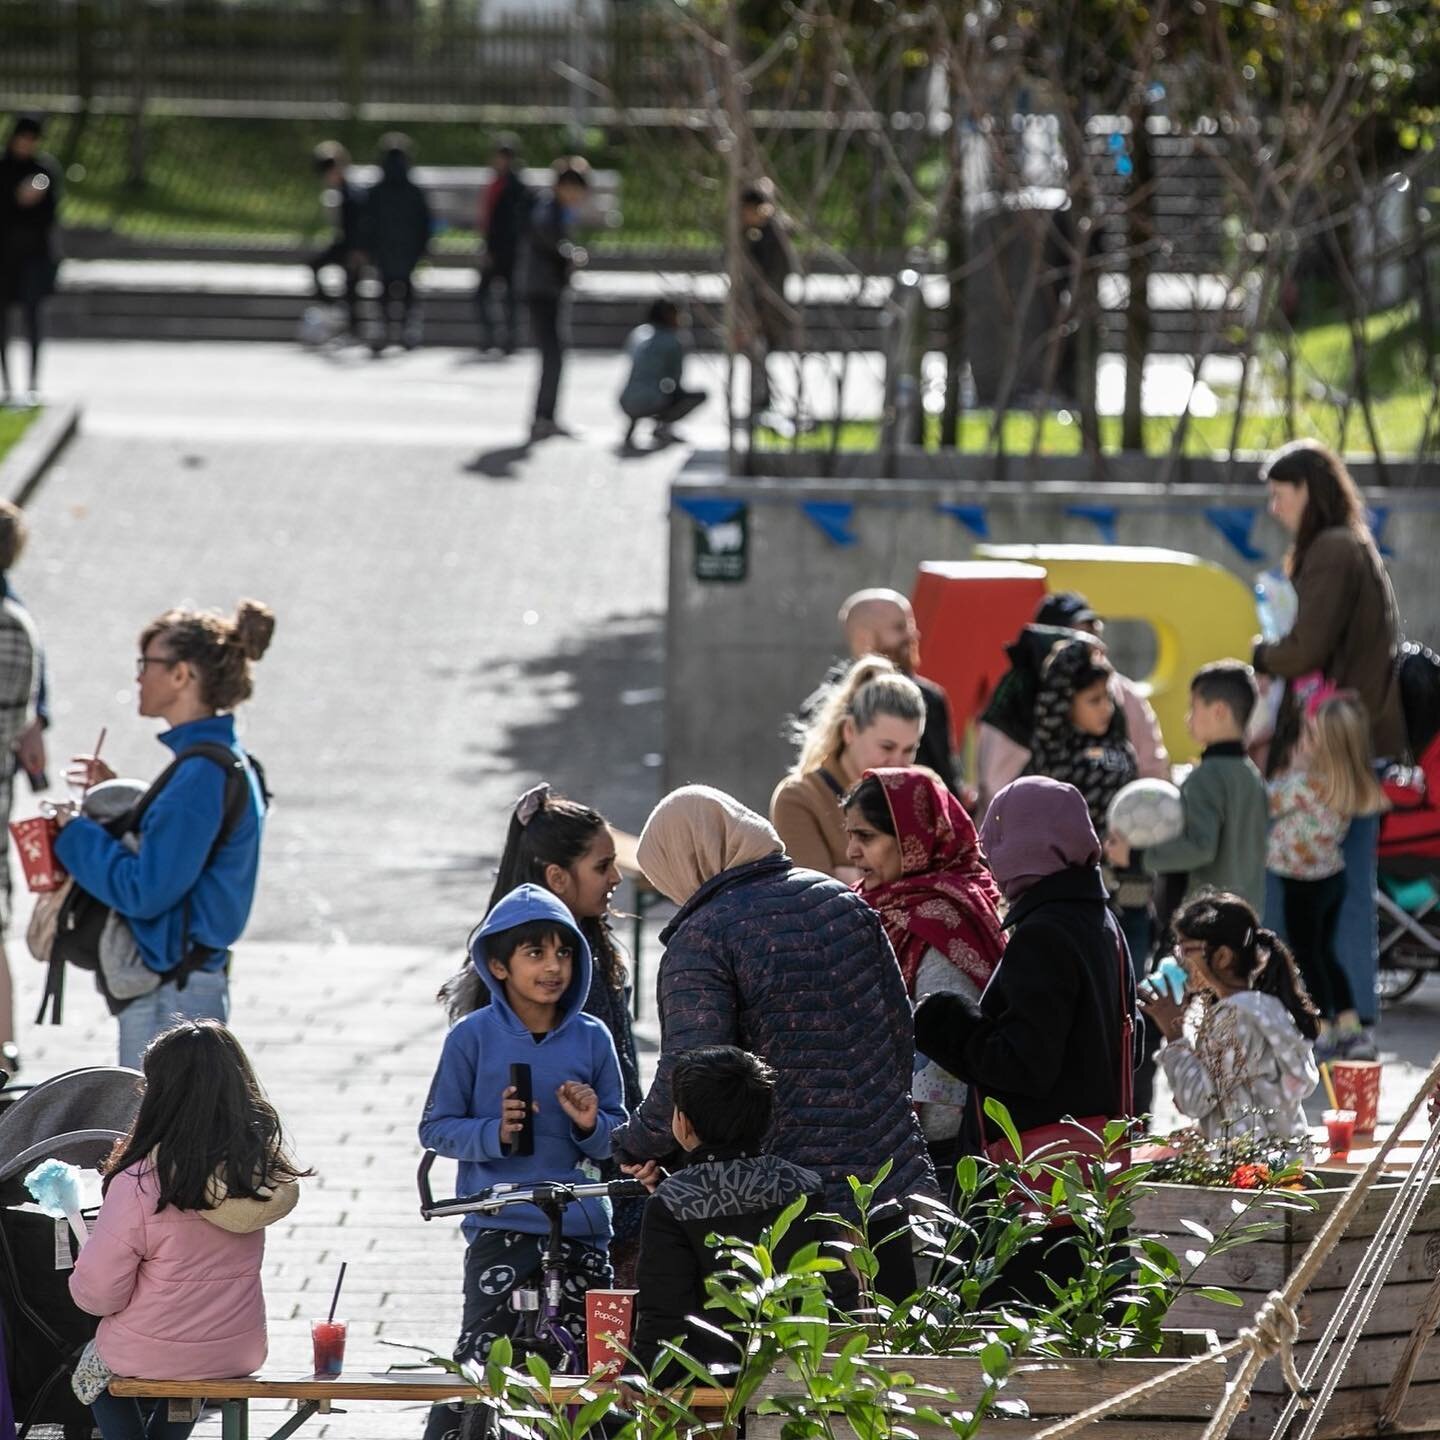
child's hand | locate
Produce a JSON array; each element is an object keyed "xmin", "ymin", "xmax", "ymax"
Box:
[
  {"xmin": 1139, "ymin": 985, "xmax": 1186, "ymax": 1043},
  {"xmin": 499, "ymin": 1085, "xmax": 538, "ymax": 1144},
  {"xmin": 621, "ymin": 1160, "xmax": 664, "ymax": 1193},
  {"xmin": 1103, "ymin": 832, "xmax": 1132, "ymax": 868},
  {"xmin": 556, "ymin": 1081, "xmax": 598, "ymax": 1134}
]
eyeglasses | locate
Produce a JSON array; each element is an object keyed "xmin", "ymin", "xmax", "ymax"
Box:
[{"xmin": 135, "ymin": 655, "xmax": 177, "ymax": 679}]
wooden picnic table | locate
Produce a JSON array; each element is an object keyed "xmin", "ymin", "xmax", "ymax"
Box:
[{"xmin": 111, "ymin": 1372, "xmax": 733, "ymax": 1440}]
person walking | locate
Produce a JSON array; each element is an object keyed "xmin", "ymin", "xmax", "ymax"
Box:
[
  {"xmin": 56, "ymin": 601, "xmax": 275, "ymax": 1068},
  {"xmin": 618, "ymin": 300, "xmax": 706, "ymax": 450},
  {"xmin": 915, "ymin": 776, "xmax": 1137, "ymax": 1305},
  {"xmin": 475, "ymin": 139, "xmax": 531, "ymax": 355},
  {"xmin": 737, "ymin": 182, "xmax": 796, "ymax": 424},
  {"xmin": 842, "ymin": 767, "xmax": 1005, "ymax": 1172},
  {"xmin": 0, "ymin": 116, "xmax": 61, "ymax": 405},
  {"xmin": 307, "ymin": 141, "xmax": 365, "ymax": 338},
  {"xmin": 613, "ymin": 785, "xmax": 933, "ymax": 1303},
  {"xmin": 521, "ymin": 158, "xmax": 590, "ymax": 440},
  {"xmin": 772, "ymin": 656, "xmax": 925, "ymax": 880},
  {"xmin": 1254, "ymin": 439, "xmax": 1403, "ymax": 1030},
  {"xmin": 361, "ymin": 134, "xmax": 432, "ymax": 354}
]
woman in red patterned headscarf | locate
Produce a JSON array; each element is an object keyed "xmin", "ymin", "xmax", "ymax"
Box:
[{"xmin": 842, "ymin": 766, "xmax": 1006, "ymax": 1165}]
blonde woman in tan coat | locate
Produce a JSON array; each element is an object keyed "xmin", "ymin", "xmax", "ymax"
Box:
[{"xmin": 770, "ymin": 656, "xmax": 924, "ymax": 880}]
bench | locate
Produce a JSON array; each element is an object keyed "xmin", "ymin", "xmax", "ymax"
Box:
[
  {"xmin": 344, "ymin": 165, "xmax": 622, "ymax": 233},
  {"xmin": 110, "ymin": 1373, "xmax": 731, "ymax": 1440}
]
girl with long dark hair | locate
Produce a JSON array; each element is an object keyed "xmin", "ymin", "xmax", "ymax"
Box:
[
  {"xmin": 1141, "ymin": 892, "xmax": 1319, "ymax": 1144},
  {"xmin": 69, "ymin": 1021, "xmax": 308, "ymax": 1440}
]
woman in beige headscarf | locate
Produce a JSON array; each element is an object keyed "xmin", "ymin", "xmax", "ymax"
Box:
[{"xmin": 614, "ymin": 784, "xmax": 933, "ymax": 1305}]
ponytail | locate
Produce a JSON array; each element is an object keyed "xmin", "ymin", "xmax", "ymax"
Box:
[
  {"xmin": 1173, "ymin": 891, "xmax": 1320, "ymax": 1041},
  {"xmin": 791, "ymin": 654, "xmax": 924, "ymax": 777},
  {"xmin": 1252, "ymin": 927, "xmax": 1321, "ymax": 1042}
]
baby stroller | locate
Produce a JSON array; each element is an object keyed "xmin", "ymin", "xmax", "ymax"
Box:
[
  {"xmin": 0, "ymin": 1067, "xmax": 141, "ymax": 1439},
  {"xmin": 1378, "ymin": 642, "xmax": 1440, "ymax": 1002}
]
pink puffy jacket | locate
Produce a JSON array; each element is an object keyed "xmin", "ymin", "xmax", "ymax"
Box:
[{"xmin": 69, "ymin": 1160, "xmax": 297, "ymax": 1380}]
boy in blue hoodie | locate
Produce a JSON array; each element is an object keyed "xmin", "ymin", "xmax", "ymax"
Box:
[{"xmin": 420, "ymin": 885, "xmax": 625, "ymax": 1435}]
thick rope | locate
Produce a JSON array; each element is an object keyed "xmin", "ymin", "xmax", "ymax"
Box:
[{"xmin": 1029, "ymin": 1048, "xmax": 1440, "ymax": 1440}]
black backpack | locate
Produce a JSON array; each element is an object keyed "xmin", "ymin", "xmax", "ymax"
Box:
[
  {"xmin": 36, "ymin": 743, "xmax": 269, "ymax": 1025},
  {"xmin": 1397, "ymin": 640, "xmax": 1440, "ymax": 762}
]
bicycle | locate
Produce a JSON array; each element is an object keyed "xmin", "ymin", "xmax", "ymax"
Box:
[{"xmin": 418, "ymin": 1149, "xmax": 647, "ymax": 1377}]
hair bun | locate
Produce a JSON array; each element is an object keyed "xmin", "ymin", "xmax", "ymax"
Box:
[{"xmin": 233, "ymin": 599, "xmax": 275, "ymax": 662}]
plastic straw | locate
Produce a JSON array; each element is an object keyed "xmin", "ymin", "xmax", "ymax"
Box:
[
  {"xmin": 83, "ymin": 727, "xmax": 107, "ymax": 796},
  {"xmin": 327, "ymin": 1261, "xmax": 346, "ymax": 1324},
  {"xmin": 1321, "ymin": 1062, "xmax": 1340, "ymax": 1110}
]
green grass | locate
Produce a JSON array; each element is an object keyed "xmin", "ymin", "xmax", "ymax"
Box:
[
  {"xmin": 760, "ymin": 303, "xmax": 1439, "ymax": 459},
  {"xmin": 0, "ymin": 409, "xmax": 39, "ymax": 466}
]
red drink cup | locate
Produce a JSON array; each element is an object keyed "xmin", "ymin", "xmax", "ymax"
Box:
[
  {"xmin": 1324, "ymin": 1108, "xmax": 1358, "ymax": 1161},
  {"xmin": 585, "ymin": 1289, "xmax": 637, "ymax": 1374},
  {"xmin": 1331, "ymin": 1060, "xmax": 1382, "ymax": 1134},
  {"xmin": 311, "ymin": 1319, "xmax": 347, "ymax": 1376},
  {"xmin": 9, "ymin": 815, "xmax": 65, "ymax": 893}
]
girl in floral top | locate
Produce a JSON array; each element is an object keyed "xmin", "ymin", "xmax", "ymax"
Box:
[
  {"xmin": 1141, "ymin": 892, "xmax": 1319, "ymax": 1144},
  {"xmin": 1266, "ymin": 693, "xmax": 1387, "ymax": 1060}
]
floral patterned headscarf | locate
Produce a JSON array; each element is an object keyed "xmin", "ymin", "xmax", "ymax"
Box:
[{"xmin": 855, "ymin": 767, "xmax": 1006, "ymax": 995}]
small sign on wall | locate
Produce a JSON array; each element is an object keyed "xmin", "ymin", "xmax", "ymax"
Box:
[{"xmin": 693, "ymin": 503, "xmax": 749, "ymax": 582}]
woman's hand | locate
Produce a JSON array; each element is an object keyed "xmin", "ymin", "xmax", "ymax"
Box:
[
  {"xmin": 66, "ymin": 754, "xmax": 116, "ymax": 791},
  {"xmin": 1138, "ymin": 986, "xmax": 1186, "ymax": 1043},
  {"xmin": 556, "ymin": 1081, "xmax": 598, "ymax": 1135},
  {"xmin": 15, "ymin": 719, "xmax": 45, "ymax": 778},
  {"xmin": 499, "ymin": 1085, "xmax": 538, "ymax": 1145},
  {"xmin": 621, "ymin": 1160, "xmax": 665, "ymax": 1193}
]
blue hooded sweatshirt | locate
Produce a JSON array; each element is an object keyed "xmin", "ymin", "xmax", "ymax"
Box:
[
  {"xmin": 53, "ymin": 714, "xmax": 265, "ymax": 975},
  {"xmin": 419, "ymin": 885, "xmax": 625, "ymax": 1245}
]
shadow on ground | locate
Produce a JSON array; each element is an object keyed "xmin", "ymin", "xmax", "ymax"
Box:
[{"xmin": 437, "ymin": 611, "xmax": 665, "ymax": 905}]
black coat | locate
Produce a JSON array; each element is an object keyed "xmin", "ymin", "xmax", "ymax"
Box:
[
  {"xmin": 480, "ymin": 172, "xmax": 532, "ymax": 273},
  {"xmin": 0, "ymin": 150, "xmax": 60, "ymax": 301},
  {"xmin": 362, "ymin": 155, "xmax": 432, "ymax": 280},
  {"xmin": 915, "ymin": 865, "xmax": 1136, "ymax": 1141},
  {"xmin": 913, "ymin": 673, "xmax": 960, "ymax": 796},
  {"xmin": 519, "ymin": 193, "xmax": 575, "ymax": 302},
  {"xmin": 611, "ymin": 855, "xmax": 934, "ymax": 1215},
  {"xmin": 630, "ymin": 1147, "xmax": 840, "ymax": 1378}
]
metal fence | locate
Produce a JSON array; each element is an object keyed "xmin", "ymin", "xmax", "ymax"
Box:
[{"xmin": 0, "ymin": 1, "xmax": 701, "ymax": 121}]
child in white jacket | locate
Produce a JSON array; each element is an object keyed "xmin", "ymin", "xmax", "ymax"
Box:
[{"xmin": 1140, "ymin": 891, "xmax": 1319, "ymax": 1144}]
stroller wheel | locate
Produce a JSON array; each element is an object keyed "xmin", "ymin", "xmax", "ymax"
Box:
[{"xmin": 1378, "ymin": 966, "xmax": 1425, "ymax": 1005}]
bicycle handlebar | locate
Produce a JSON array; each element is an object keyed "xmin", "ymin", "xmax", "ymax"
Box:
[{"xmin": 417, "ymin": 1149, "xmax": 649, "ymax": 1220}]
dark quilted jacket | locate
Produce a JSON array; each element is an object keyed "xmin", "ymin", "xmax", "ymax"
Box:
[{"xmin": 611, "ymin": 856, "xmax": 934, "ymax": 1214}]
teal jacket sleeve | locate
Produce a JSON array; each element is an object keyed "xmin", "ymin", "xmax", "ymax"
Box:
[
  {"xmin": 1142, "ymin": 766, "xmax": 1223, "ymax": 877},
  {"xmin": 54, "ymin": 757, "xmax": 225, "ymax": 920}
]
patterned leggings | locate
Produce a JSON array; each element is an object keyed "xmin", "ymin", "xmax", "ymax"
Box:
[{"xmin": 422, "ymin": 1230, "xmax": 612, "ymax": 1440}]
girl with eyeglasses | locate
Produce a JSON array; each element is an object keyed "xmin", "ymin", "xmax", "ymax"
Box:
[
  {"xmin": 1140, "ymin": 891, "xmax": 1319, "ymax": 1145},
  {"xmin": 55, "ymin": 601, "xmax": 274, "ymax": 1067}
]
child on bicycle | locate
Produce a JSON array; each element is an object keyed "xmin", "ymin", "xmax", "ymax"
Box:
[{"xmin": 419, "ymin": 884, "xmax": 626, "ymax": 1437}]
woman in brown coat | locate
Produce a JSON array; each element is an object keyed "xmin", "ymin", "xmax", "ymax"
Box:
[{"xmin": 1253, "ymin": 439, "xmax": 1401, "ymax": 1031}]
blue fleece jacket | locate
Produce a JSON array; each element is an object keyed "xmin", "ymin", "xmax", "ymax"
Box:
[
  {"xmin": 419, "ymin": 885, "xmax": 625, "ymax": 1245},
  {"xmin": 53, "ymin": 714, "xmax": 265, "ymax": 975}
]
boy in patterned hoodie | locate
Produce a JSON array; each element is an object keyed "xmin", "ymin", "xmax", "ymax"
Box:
[{"xmin": 629, "ymin": 1046, "xmax": 846, "ymax": 1379}]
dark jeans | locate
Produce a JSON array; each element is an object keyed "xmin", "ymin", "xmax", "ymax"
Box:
[
  {"xmin": 1117, "ymin": 903, "xmax": 1157, "ymax": 1120},
  {"xmin": 310, "ymin": 239, "xmax": 360, "ymax": 327},
  {"xmin": 90, "ymin": 1392, "xmax": 198, "ymax": 1440},
  {"xmin": 0, "ymin": 297, "xmax": 44, "ymax": 392},
  {"xmin": 373, "ymin": 273, "xmax": 418, "ymax": 349},
  {"xmin": 622, "ymin": 387, "xmax": 706, "ymax": 441},
  {"xmin": 1281, "ymin": 870, "xmax": 1353, "ymax": 1020},
  {"xmin": 423, "ymin": 1229, "xmax": 611, "ymax": 1440},
  {"xmin": 528, "ymin": 297, "xmax": 564, "ymax": 423},
  {"xmin": 869, "ymin": 1200, "xmax": 918, "ymax": 1304},
  {"xmin": 476, "ymin": 265, "xmax": 518, "ymax": 352}
]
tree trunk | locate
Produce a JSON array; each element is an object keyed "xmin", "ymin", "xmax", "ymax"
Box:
[
  {"xmin": 125, "ymin": 0, "xmax": 148, "ymax": 190},
  {"xmin": 1121, "ymin": 104, "xmax": 1153, "ymax": 453},
  {"xmin": 940, "ymin": 121, "xmax": 967, "ymax": 449}
]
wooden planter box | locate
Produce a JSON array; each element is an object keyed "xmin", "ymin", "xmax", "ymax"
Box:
[
  {"xmin": 748, "ymin": 1329, "xmax": 1227, "ymax": 1439},
  {"xmin": 1136, "ymin": 1173, "xmax": 1440, "ymax": 1438}
]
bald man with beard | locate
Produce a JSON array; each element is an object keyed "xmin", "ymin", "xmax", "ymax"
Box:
[{"xmin": 799, "ymin": 589, "xmax": 961, "ymax": 796}]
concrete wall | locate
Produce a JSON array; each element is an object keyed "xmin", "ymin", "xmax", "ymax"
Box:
[{"xmin": 665, "ymin": 454, "xmax": 1440, "ymax": 813}]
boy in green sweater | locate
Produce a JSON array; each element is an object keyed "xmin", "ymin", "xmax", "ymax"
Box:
[{"xmin": 1106, "ymin": 661, "xmax": 1267, "ymax": 913}]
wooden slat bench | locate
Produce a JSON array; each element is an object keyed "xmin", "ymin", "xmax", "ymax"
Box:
[{"xmin": 110, "ymin": 1373, "xmax": 733, "ymax": 1440}]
